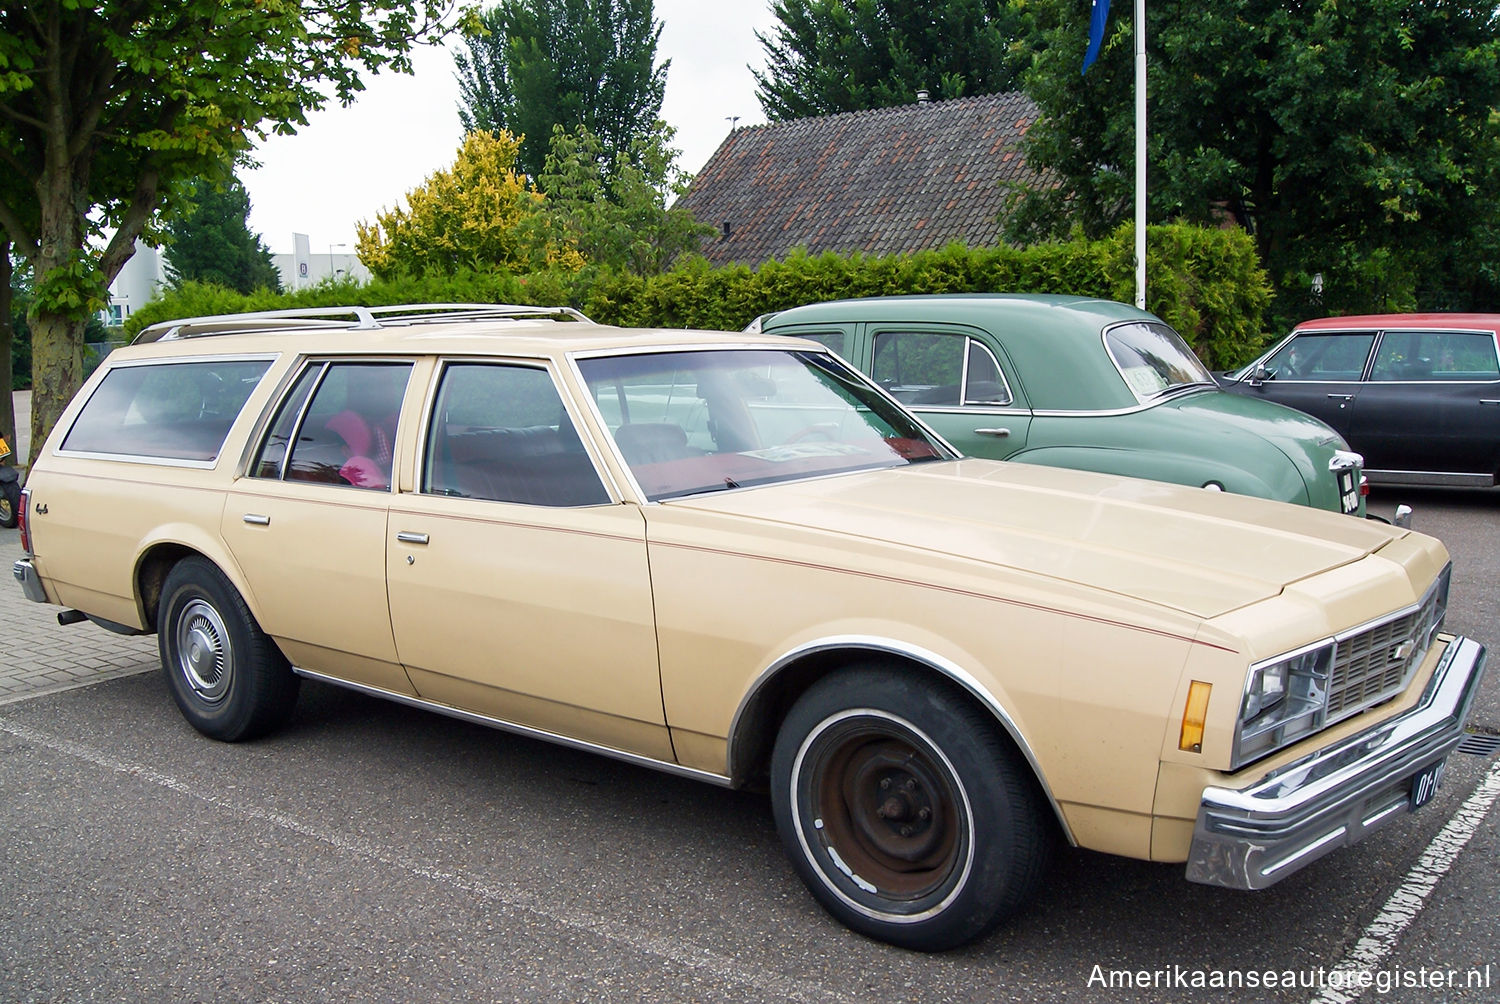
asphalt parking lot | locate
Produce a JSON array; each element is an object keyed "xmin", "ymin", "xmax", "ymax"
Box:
[{"xmin": 0, "ymin": 486, "xmax": 1496, "ymax": 1003}]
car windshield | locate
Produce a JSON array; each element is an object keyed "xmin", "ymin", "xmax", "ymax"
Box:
[
  {"xmin": 1104, "ymin": 321, "xmax": 1216, "ymax": 402},
  {"xmin": 577, "ymin": 348, "xmax": 952, "ymax": 500}
]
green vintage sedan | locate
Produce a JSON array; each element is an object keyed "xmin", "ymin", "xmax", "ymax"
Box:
[{"xmin": 759, "ymin": 295, "xmax": 1365, "ymax": 515}]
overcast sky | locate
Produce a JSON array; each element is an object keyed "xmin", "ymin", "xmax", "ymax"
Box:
[{"xmin": 242, "ymin": 1, "xmax": 779, "ymax": 255}]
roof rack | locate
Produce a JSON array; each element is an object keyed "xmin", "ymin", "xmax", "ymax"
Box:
[{"xmin": 132, "ymin": 303, "xmax": 594, "ymax": 344}]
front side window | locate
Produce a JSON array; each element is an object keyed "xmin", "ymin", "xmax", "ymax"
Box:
[
  {"xmin": 1104, "ymin": 322, "xmax": 1215, "ymax": 401},
  {"xmin": 423, "ymin": 363, "xmax": 608, "ymax": 507},
  {"xmin": 253, "ymin": 361, "xmax": 412, "ymax": 490},
  {"xmin": 1263, "ymin": 331, "xmax": 1376, "ymax": 382},
  {"xmin": 1369, "ymin": 330, "xmax": 1500, "ymax": 381},
  {"xmin": 578, "ymin": 348, "xmax": 950, "ymax": 501},
  {"xmin": 62, "ymin": 358, "xmax": 272, "ymax": 462}
]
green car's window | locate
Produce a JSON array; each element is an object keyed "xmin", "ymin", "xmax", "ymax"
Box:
[
  {"xmin": 1265, "ymin": 332, "xmax": 1376, "ymax": 381},
  {"xmin": 579, "ymin": 348, "xmax": 951, "ymax": 501},
  {"xmin": 1104, "ymin": 321, "xmax": 1215, "ymax": 401},
  {"xmin": 1369, "ymin": 330, "xmax": 1500, "ymax": 382},
  {"xmin": 873, "ymin": 331, "xmax": 1011, "ymax": 407},
  {"xmin": 422, "ymin": 363, "xmax": 608, "ymax": 507}
]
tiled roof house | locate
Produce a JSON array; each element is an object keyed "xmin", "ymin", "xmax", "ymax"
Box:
[{"xmin": 675, "ymin": 91, "xmax": 1043, "ymax": 268}]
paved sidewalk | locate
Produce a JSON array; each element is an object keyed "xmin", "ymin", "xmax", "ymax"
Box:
[{"xmin": 0, "ymin": 527, "xmax": 157, "ymax": 701}]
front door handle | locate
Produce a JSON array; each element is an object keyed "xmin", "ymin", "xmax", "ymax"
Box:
[
  {"xmin": 1481, "ymin": 399, "xmax": 1500, "ymax": 406},
  {"xmin": 395, "ymin": 531, "xmax": 430, "ymax": 545},
  {"xmin": 973, "ymin": 428, "xmax": 1011, "ymax": 438},
  {"xmin": 1326, "ymin": 393, "xmax": 1354, "ymax": 408}
]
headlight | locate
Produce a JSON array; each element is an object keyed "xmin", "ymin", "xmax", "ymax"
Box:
[{"xmin": 1234, "ymin": 642, "xmax": 1333, "ymax": 767}]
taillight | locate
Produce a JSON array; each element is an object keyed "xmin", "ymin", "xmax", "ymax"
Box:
[{"xmin": 18, "ymin": 486, "xmax": 30, "ymax": 554}]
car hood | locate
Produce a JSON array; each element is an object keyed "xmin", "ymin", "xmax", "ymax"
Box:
[{"xmin": 660, "ymin": 459, "xmax": 1399, "ymax": 620}]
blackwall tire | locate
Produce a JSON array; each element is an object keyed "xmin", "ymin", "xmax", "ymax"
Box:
[
  {"xmin": 158, "ymin": 557, "xmax": 299, "ymax": 741},
  {"xmin": 770, "ymin": 667, "xmax": 1051, "ymax": 951}
]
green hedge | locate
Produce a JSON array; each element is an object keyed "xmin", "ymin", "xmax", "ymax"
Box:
[{"xmin": 127, "ymin": 224, "xmax": 1272, "ymax": 369}]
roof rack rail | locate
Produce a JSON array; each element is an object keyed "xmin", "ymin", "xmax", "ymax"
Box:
[{"xmin": 132, "ymin": 303, "xmax": 593, "ymax": 344}]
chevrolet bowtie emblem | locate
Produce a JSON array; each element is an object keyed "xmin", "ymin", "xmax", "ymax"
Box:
[{"xmin": 1391, "ymin": 639, "xmax": 1417, "ymax": 663}]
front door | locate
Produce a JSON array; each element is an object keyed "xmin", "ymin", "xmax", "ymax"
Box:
[{"xmin": 384, "ymin": 360, "xmax": 671, "ymax": 760}]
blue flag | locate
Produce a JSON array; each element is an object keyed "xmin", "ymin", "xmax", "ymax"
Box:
[{"xmin": 1082, "ymin": 0, "xmax": 1112, "ymax": 73}]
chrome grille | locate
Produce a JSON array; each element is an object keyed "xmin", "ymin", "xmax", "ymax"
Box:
[{"xmin": 1326, "ymin": 568, "xmax": 1450, "ymax": 718}]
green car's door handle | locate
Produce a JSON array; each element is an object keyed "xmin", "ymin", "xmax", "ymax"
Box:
[{"xmin": 974, "ymin": 428, "xmax": 1012, "ymax": 438}]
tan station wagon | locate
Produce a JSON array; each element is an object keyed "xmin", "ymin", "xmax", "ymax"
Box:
[{"xmin": 12, "ymin": 304, "xmax": 1487, "ymax": 951}]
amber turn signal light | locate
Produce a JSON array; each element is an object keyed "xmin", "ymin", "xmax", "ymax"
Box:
[{"xmin": 1179, "ymin": 681, "xmax": 1212, "ymax": 753}]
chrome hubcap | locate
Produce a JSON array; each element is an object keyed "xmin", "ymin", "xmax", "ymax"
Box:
[{"xmin": 176, "ymin": 599, "xmax": 232, "ymax": 703}]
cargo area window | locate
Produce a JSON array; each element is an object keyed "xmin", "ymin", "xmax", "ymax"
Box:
[{"xmin": 61, "ymin": 358, "xmax": 272, "ymax": 462}]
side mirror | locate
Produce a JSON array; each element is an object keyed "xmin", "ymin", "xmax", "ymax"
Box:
[{"xmin": 1248, "ymin": 362, "xmax": 1270, "ymax": 386}]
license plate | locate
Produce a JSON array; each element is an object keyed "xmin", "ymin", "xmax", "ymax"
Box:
[{"xmin": 1409, "ymin": 760, "xmax": 1445, "ymax": 811}]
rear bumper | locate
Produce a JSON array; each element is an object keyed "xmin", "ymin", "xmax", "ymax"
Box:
[
  {"xmin": 1186, "ymin": 634, "xmax": 1487, "ymax": 889},
  {"xmin": 13, "ymin": 557, "xmax": 48, "ymax": 604}
]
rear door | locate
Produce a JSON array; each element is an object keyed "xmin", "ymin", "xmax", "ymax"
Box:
[
  {"xmin": 1346, "ymin": 328, "xmax": 1500, "ymax": 476},
  {"xmin": 868, "ymin": 326, "xmax": 1032, "ymax": 458}
]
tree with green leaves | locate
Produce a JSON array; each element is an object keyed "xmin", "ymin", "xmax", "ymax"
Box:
[
  {"xmin": 1008, "ymin": 1, "xmax": 1500, "ymax": 322},
  {"xmin": 455, "ymin": 0, "xmax": 667, "ymax": 180},
  {"xmin": 356, "ymin": 129, "xmax": 583, "ymax": 279},
  {"xmin": 753, "ymin": 0, "xmax": 1031, "ymax": 121},
  {"xmin": 537, "ymin": 121, "xmax": 712, "ymax": 275},
  {"xmin": 165, "ymin": 174, "xmax": 282, "ymax": 295},
  {"xmin": 0, "ymin": 1, "xmax": 469, "ymax": 453}
]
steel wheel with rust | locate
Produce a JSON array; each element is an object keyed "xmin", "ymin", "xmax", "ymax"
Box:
[
  {"xmin": 771, "ymin": 667, "xmax": 1051, "ymax": 951},
  {"xmin": 158, "ymin": 556, "xmax": 299, "ymax": 742}
]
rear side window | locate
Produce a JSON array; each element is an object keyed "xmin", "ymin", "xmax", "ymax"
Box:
[{"xmin": 62, "ymin": 359, "xmax": 272, "ymax": 462}]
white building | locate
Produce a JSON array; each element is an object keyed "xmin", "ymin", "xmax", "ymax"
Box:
[{"xmin": 103, "ymin": 242, "xmax": 165, "ymax": 327}]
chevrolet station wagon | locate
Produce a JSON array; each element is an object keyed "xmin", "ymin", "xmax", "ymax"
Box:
[
  {"xmin": 12, "ymin": 304, "xmax": 1486, "ymax": 951},
  {"xmin": 1219, "ymin": 313, "xmax": 1500, "ymax": 487},
  {"xmin": 758, "ymin": 295, "xmax": 1367, "ymax": 516}
]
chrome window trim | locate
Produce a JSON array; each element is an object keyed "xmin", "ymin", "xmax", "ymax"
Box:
[
  {"xmin": 961, "ymin": 338, "xmax": 1015, "ymax": 407},
  {"xmin": 55, "ymin": 353, "xmax": 279, "ymax": 467},
  {"xmin": 728, "ymin": 635, "xmax": 1076, "ymax": 845},
  {"xmin": 413, "ymin": 357, "xmax": 622, "ymax": 507}
]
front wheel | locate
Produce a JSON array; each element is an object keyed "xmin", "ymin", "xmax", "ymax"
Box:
[
  {"xmin": 158, "ymin": 557, "xmax": 299, "ymax": 741},
  {"xmin": 771, "ymin": 667, "xmax": 1052, "ymax": 951}
]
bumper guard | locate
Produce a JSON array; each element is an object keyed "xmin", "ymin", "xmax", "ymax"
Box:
[{"xmin": 13, "ymin": 557, "xmax": 48, "ymax": 604}]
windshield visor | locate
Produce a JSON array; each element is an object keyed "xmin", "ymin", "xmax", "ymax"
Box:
[{"xmin": 578, "ymin": 349, "xmax": 951, "ymax": 500}]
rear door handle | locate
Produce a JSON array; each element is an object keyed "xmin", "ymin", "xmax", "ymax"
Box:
[
  {"xmin": 396, "ymin": 531, "xmax": 430, "ymax": 545},
  {"xmin": 1481, "ymin": 399, "xmax": 1500, "ymax": 406},
  {"xmin": 973, "ymin": 428, "xmax": 1011, "ymax": 438},
  {"xmin": 242, "ymin": 514, "xmax": 271, "ymax": 526}
]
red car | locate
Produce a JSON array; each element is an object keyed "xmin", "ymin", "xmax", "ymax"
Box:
[{"xmin": 1220, "ymin": 314, "xmax": 1500, "ymax": 486}]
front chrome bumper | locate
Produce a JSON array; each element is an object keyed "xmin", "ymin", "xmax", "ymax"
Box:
[
  {"xmin": 1186, "ymin": 634, "xmax": 1487, "ymax": 889},
  {"xmin": 13, "ymin": 557, "xmax": 48, "ymax": 604}
]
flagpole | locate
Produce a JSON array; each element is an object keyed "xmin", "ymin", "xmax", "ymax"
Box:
[{"xmin": 1134, "ymin": 0, "xmax": 1147, "ymax": 309}]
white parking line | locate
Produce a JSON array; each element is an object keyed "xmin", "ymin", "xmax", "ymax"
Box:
[
  {"xmin": 1311, "ymin": 755, "xmax": 1500, "ymax": 1004},
  {"xmin": 0, "ymin": 715, "xmax": 860, "ymax": 1004}
]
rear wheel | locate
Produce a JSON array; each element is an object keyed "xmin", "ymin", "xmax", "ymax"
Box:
[
  {"xmin": 158, "ymin": 557, "xmax": 299, "ymax": 741},
  {"xmin": 771, "ymin": 667, "xmax": 1051, "ymax": 951}
]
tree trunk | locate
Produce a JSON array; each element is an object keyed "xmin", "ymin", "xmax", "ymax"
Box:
[
  {"xmin": 0, "ymin": 244, "xmax": 15, "ymax": 455},
  {"xmin": 27, "ymin": 309, "xmax": 84, "ymax": 459}
]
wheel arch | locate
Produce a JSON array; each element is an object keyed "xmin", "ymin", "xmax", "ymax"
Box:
[
  {"xmin": 133, "ymin": 531, "xmax": 257, "ymax": 634},
  {"xmin": 727, "ymin": 637, "xmax": 1075, "ymax": 846}
]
